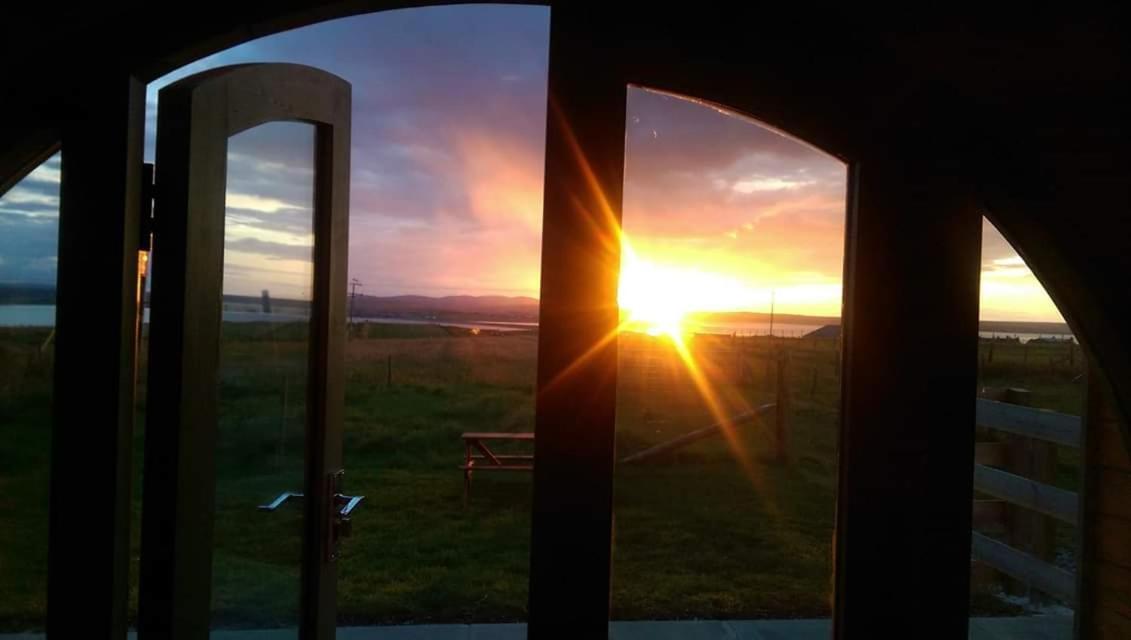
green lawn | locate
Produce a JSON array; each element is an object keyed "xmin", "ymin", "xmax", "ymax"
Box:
[{"xmin": 0, "ymin": 326, "xmax": 1086, "ymax": 631}]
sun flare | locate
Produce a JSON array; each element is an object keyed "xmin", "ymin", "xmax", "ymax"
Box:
[
  {"xmin": 617, "ymin": 236, "xmax": 757, "ymax": 339},
  {"xmin": 617, "ymin": 240, "xmax": 695, "ymax": 338}
]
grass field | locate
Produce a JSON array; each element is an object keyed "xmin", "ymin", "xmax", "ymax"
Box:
[{"xmin": 0, "ymin": 323, "xmax": 1086, "ymax": 631}]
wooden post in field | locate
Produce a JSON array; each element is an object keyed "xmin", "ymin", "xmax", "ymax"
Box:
[
  {"xmin": 775, "ymin": 347, "xmax": 791, "ymax": 463},
  {"xmin": 733, "ymin": 333, "xmax": 741, "ymax": 382},
  {"xmin": 833, "ymin": 334, "xmax": 841, "ymax": 378},
  {"xmin": 1000, "ymin": 387, "xmax": 1057, "ymax": 603}
]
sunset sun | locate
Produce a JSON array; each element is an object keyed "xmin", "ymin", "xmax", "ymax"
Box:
[{"xmin": 617, "ymin": 237, "xmax": 745, "ymax": 339}]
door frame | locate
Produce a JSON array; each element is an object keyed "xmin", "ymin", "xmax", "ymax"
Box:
[{"xmin": 137, "ymin": 63, "xmax": 351, "ymax": 640}]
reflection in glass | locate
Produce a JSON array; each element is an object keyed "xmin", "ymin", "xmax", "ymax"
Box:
[
  {"xmin": 612, "ymin": 88, "xmax": 846, "ymax": 622},
  {"xmin": 210, "ymin": 122, "xmax": 315, "ymax": 634},
  {"xmin": 0, "ymin": 153, "xmax": 60, "ymax": 632}
]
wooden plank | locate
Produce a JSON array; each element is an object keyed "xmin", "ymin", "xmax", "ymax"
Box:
[
  {"xmin": 973, "ymin": 463, "xmax": 1078, "ymax": 524},
  {"xmin": 619, "ymin": 405, "xmax": 774, "ymax": 465},
  {"xmin": 1098, "ymin": 590, "xmax": 1131, "ymax": 620},
  {"xmin": 970, "ymin": 560, "xmax": 1001, "ymax": 587},
  {"xmin": 461, "ymin": 432, "xmax": 535, "ymax": 441},
  {"xmin": 1097, "ymin": 418, "xmax": 1131, "ymax": 468},
  {"xmin": 835, "ymin": 145, "xmax": 982, "ymax": 639},
  {"xmin": 458, "ymin": 465, "xmax": 534, "ymax": 472},
  {"xmin": 527, "ymin": 8, "xmax": 625, "ymax": 635},
  {"xmin": 138, "ymin": 63, "xmax": 352, "ymax": 640},
  {"xmin": 1094, "ymin": 606, "xmax": 1131, "ymax": 639},
  {"xmin": 48, "ymin": 73, "xmax": 144, "ymax": 640},
  {"xmin": 1096, "ymin": 466, "xmax": 1131, "ymax": 520},
  {"xmin": 1096, "ymin": 563, "xmax": 1131, "ymax": 618},
  {"xmin": 473, "ymin": 441, "xmax": 503, "ymax": 466},
  {"xmin": 1001, "ymin": 427, "xmax": 1058, "ymax": 600},
  {"xmin": 976, "ymin": 398, "xmax": 1081, "ymax": 448},
  {"xmin": 972, "ymin": 500, "xmax": 1007, "ymax": 534},
  {"xmin": 1079, "ymin": 365, "xmax": 1107, "ymax": 640},
  {"xmin": 970, "ymin": 532, "xmax": 1076, "ymax": 604},
  {"xmin": 1095, "ymin": 514, "xmax": 1131, "ymax": 569},
  {"xmin": 974, "ymin": 442, "xmax": 1006, "ymax": 467}
]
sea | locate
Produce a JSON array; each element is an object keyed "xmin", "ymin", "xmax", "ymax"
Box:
[{"xmin": 0, "ymin": 304, "xmax": 1075, "ymax": 343}]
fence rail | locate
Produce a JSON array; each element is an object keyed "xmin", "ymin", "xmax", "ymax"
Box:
[
  {"xmin": 972, "ymin": 464, "xmax": 1078, "ymax": 524},
  {"xmin": 971, "ymin": 532, "xmax": 1076, "ymax": 604},
  {"xmin": 975, "ymin": 398, "xmax": 1081, "ymax": 448},
  {"xmin": 972, "ymin": 393, "xmax": 1080, "ymax": 605}
]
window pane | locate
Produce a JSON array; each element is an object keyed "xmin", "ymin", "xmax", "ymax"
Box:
[
  {"xmin": 0, "ymin": 152, "xmax": 60, "ymax": 632},
  {"xmin": 141, "ymin": 5, "xmax": 550, "ymax": 631},
  {"xmin": 337, "ymin": 7, "xmax": 548, "ymax": 624},
  {"xmin": 969, "ymin": 218, "xmax": 1078, "ymax": 637},
  {"xmin": 208, "ymin": 122, "xmax": 316, "ymax": 634},
  {"xmin": 612, "ymin": 88, "xmax": 846, "ymax": 627}
]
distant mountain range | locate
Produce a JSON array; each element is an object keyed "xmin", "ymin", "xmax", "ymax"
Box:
[
  {"xmin": 0, "ymin": 284, "xmax": 1074, "ymax": 335},
  {"xmin": 686, "ymin": 310, "xmax": 841, "ymax": 326},
  {"xmin": 350, "ymin": 294, "xmax": 539, "ymax": 322}
]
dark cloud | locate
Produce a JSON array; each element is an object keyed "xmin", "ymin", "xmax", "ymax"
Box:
[{"xmin": 0, "ymin": 152, "xmax": 60, "ymax": 284}]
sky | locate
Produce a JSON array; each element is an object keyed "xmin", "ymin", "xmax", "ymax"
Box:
[{"xmin": 0, "ymin": 4, "xmax": 1065, "ymax": 323}]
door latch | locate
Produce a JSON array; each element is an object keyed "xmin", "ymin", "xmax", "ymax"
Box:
[
  {"xmin": 257, "ymin": 491, "xmax": 304, "ymax": 511},
  {"xmin": 327, "ymin": 470, "xmax": 364, "ymax": 561}
]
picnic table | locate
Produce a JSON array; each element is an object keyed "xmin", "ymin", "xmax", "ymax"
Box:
[{"xmin": 459, "ymin": 432, "xmax": 534, "ymax": 506}]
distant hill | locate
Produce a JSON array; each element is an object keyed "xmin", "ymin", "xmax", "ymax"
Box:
[
  {"xmin": 687, "ymin": 310, "xmax": 841, "ymax": 327},
  {"xmin": 351, "ymin": 294, "xmax": 539, "ymax": 322},
  {"xmin": 978, "ymin": 320, "xmax": 1073, "ymax": 336},
  {"xmin": 0, "ymin": 283, "xmax": 55, "ymax": 305},
  {"xmin": 22, "ymin": 281, "xmax": 1074, "ymax": 337},
  {"xmin": 800, "ymin": 319, "xmax": 1073, "ymax": 340}
]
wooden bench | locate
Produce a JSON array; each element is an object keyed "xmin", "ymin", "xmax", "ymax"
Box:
[{"xmin": 460, "ymin": 432, "xmax": 534, "ymax": 506}]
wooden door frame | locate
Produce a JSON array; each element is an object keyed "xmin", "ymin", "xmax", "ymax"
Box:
[
  {"xmin": 47, "ymin": 71, "xmax": 145, "ymax": 640},
  {"xmin": 137, "ymin": 63, "xmax": 350, "ymax": 640},
  {"xmin": 529, "ymin": 9, "xmax": 984, "ymax": 638}
]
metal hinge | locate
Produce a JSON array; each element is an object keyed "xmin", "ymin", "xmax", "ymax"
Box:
[{"xmin": 139, "ymin": 162, "xmax": 155, "ymax": 250}]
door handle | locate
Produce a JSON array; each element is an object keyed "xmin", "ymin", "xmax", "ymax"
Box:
[
  {"xmin": 258, "ymin": 491, "xmax": 303, "ymax": 511},
  {"xmin": 327, "ymin": 470, "xmax": 363, "ymax": 560},
  {"xmin": 333, "ymin": 492, "xmax": 364, "ymax": 539}
]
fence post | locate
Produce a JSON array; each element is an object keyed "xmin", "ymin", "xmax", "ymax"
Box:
[
  {"xmin": 775, "ymin": 347, "xmax": 791, "ymax": 463},
  {"xmin": 1000, "ymin": 387, "xmax": 1057, "ymax": 603}
]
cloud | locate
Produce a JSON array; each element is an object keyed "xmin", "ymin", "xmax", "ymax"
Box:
[
  {"xmin": 226, "ymin": 237, "xmax": 313, "ymax": 261},
  {"xmin": 1, "ymin": 185, "xmax": 58, "ymax": 208},
  {"xmin": 22, "ymin": 156, "xmax": 61, "ymax": 185},
  {"xmin": 133, "ymin": 6, "xmax": 552, "ymax": 298},
  {"xmin": 731, "ymin": 175, "xmax": 816, "ymax": 193},
  {"xmin": 979, "ymin": 218, "xmax": 1064, "ymax": 323},
  {"xmin": 226, "ymin": 193, "xmax": 306, "ymax": 214},
  {"xmin": 992, "ymin": 255, "xmax": 1025, "ymax": 267}
]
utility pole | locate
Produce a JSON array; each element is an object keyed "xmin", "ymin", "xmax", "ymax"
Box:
[
  {"xmin": 768, "ymin": 288, "xmax": 776, "ymax": 338},
  {"xmin": 349, "ymin": 278, "xmax": 363, "ymax": 333}
]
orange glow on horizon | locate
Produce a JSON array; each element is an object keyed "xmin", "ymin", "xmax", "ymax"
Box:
[{"xmin": 617, "ymin": 234, "xmax": 843, "ymax": 338}]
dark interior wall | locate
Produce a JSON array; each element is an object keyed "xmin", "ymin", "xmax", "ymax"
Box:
[{"xmin": 2, "ymin": 5, "xmax": 1128, "ymax": 419}]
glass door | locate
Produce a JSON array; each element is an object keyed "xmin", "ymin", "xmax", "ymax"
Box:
[{"xmin": 137, "ymin": 63, "xmax": 353, "ymax": 640}]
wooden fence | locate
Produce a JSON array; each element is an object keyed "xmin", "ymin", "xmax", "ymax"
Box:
[{"xmin": 972, "ymin": 391, "xmax": 1081, "ymax": 605}]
